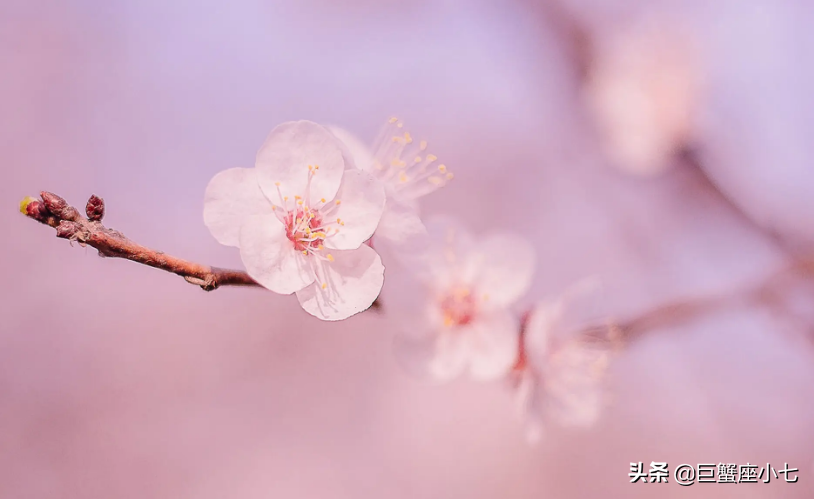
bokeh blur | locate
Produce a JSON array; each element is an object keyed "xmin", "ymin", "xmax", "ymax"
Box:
[{"xmin": 2, "ymin": 0, "xmax": 814, "ymax": 497}]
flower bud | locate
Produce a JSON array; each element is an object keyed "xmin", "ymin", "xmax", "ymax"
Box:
[
  {"xmin": 55, "ymin": 220, "xmax": 81, "ymax": 239},
  {"xmin": 40, "ymin": 191, "xmax": 67, "ymax": 215},
  {"xmin": 19, "ymin": 197, "xmax": 49, "ymax": 222},
  {"xmin": 86, "ymin": 194, "xmax": 105, "ymax": 222}
]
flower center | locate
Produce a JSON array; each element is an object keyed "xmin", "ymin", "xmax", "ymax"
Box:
[
  {"xmin": 270, "ymin": 165, "xmax": 345, "ymax": 260},
  {"xmin": 284, "ymin": 208, "xmax": 324, "ymax": 252},
  {"xmin": 439, "ymin": 286, "xmax": 477, "ymax": 327}
]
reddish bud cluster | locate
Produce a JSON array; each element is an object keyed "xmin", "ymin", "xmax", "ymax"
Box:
[
  {"xmin": 21, "ymin": 198, "xmax": 50, "ymax": 222},
  {"xmin": 86, "ymin": 194, "xmax": 105, "ymax": 221},
  {"xmin": 40, "ymin": 191, "xmax": 80, "ymax": 221}
]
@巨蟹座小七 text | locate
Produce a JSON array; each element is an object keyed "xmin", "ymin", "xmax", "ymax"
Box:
[{"xmin": 629, "ymin": 462, "xmax": 799, "ymax": 486}]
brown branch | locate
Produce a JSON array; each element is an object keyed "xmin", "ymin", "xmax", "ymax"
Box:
[
  {"xmin": 578, "ymin": 256, "xmax": 814, "ymax": 348},
  {"xmin": 21, "ymin": 191, "xmax": 261, "ymax": 291}
]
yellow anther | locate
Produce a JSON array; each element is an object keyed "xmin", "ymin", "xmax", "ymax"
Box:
[
  {"xmin": 320, "ymin": 198, "xmax": 326, "ymax": 203},
  {"xmin": 414, "ymin": 156, "xmax": 422, "ymax": 163},
  {"xmin": 392, "ymin": 136, "xmax": 403, "ymax": 143},
  {"xmin": 446, "ymin": 172, "xmax": 454, "ymax": 180},
  {"xmin": 420, "ymin": 140, "xmax": 427, "ymax": 151},
  {"xmin": 314, "ymin": 165, "xmax": 319, "ymax": 170},
  {"xmin": 283, "ymin": 196, "xmax": 288, "ymax": 201},
  {"xmin": 335, "ymin": 200, "xmax": 341, "ymax": 205},
  {"xmin": 302, "ymin": 250, "xmax": 308, "ymax": 255},
  {"xmin": 426, "ymin": 154, "xmax": 437, "ymax": 162},
  {"xmin": 308, "ymin": 165, "xmax": 313, "ymax": 170},
  {"xmin": 397, "ymin": 122, "xmax": 403, "ymax": 128},
  {"xmin": 315, "ymin": 231, "xmax": 327, "ymax": 238},
  {"xmin": 404, "ymin": 132, "xmax": 412, "ymax": 144},
  {"xmin": 318, "ymin": 244, "xmax": 324, "ymax": 250},
  {"xmin": 388, "ymin": 117, "xmax": 398, "ymax": 124},
  {"xmin": 322, "ymin": 282, "xmax": 328, "ymax": 289},
  {"xmin": 271, "ymin": 205, "xmax": 277, "ymax": 211},
  {"xmin": 428, "ymin": 176, "xmax": 442, "ymax": 185},
  {"xmin": 443, "ymin": 315, "xmax": 454, "ymax": 328},
  {"xmin": 326, "ymin": 254, "xmax": 335, "ymax": 262},
  {"xmin": 438, "ymin": 164, "xmax": 447, "ymax": 173},
  {"xmin": 297, "ymin": 200, "xmax": 303, "ymax": 205},
  {"xmin": 275, "ymin": 182, "xmax": 281, "ymax": 186},
  {"xmin": 295, "ymin": 195, "xmax": 301, "ymax": 200},
  {"xmin": 399, "ymin": 171, "xmax": 409, "ymax": 183}
]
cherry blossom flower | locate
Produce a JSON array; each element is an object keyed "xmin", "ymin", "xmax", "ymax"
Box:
[
  {"xmin": 329, "ymin": 118, "xmax": 453, "ymax": 250},
  {"xmin": 510, "ymin": 279, "xmax": 613, "ymax": 443},
  {"xmin": 203, "ymin": 120, "xmax": 386, "ymax": 321},
  {"xmin": 391, "ymin": 216, "xmax": 536, "ymax": 381},
  {"xmin": 584, "ymin": 15, "xmax": 701, "ymax": 176}
]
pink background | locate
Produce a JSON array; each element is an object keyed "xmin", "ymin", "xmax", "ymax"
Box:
[{"xmin": 2, "ymin": 0, "xmax": 814, "ymax": 497}]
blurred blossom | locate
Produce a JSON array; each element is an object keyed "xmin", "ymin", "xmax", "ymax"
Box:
[
  {"xmin": 204, "ymin": 120, "xmax": 385, "ymax": 321},
  {"xmin": 511, "ymin": 279, "xmax": 611, "ymax": 443},
  {"xmin": 391, "ymin": 216, "xmax": 536, "ymax": 381},
  {"xmin": 330, "ymin": 119, "xmax": 453, "ymax": 253},
  {"xmin": 583, "ymin": 14, "xmax": 702, "ymax": 176}
]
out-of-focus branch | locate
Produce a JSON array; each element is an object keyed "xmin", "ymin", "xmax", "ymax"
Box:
[
  {"xmin": 580, "ymin": 256, "xmax": 814, "ymax": 347},
  {"xmin": 20, "ymin": 191, "xmax": 262, "ymax": 291},
  {"xmin": 679, "ymin": 147, "xmax": 799, "ymax": 256}
]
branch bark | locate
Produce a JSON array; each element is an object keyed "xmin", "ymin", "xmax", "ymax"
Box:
[{"xmin": 21, "ymin": 191, "xmax": 260, "ymax": 291}]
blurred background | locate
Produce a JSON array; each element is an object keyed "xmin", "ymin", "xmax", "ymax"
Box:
[{"xmin": 2, "ymin": 0, "xmax": 814, "ymax": 497}]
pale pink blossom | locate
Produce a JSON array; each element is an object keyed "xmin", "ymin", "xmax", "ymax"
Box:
[
  {"xmin": 391, "ymin": 216, "xmax": 536, "ymax": 381},
  {"xmin": 584, "ymin": 15, "xmax": 702, "ymax": 176},
  {"xmin": 511, "ymin": 280, "xmax": 612, "ymax": 443},
  {"xmin": 203, "ymin": 120, "xmax": 386, "ymax": 321},
  {"xmin": 329, "ymin": 119, "xmax": 453, "ymax": 250}
]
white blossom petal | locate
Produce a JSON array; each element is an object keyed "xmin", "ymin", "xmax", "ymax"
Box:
[
  {"xmin": 203, "ymin": 168, "xmax": 272, "ymax": 247},
  {"xmin": 393, "ymin": 329, "xmax": 469, "ymax": 382},
  {"xmin": 510, "ymin": 370, "xmax": 545, "ymax": 443},
  {"xmin": 325, "ymin": 169, "xmax": 386, "ymax": 250},
  {"xmin": 374, "ymin": 199, "xmax": 428, "ymax": 249},
  {"xmin": 464, "ymin": 310, "xmax": 520, "ymax": 380},
  {"xmin": 238, "ymin": 213, "xmax": 315, "ymax": 294},
  {"xmin": 537, "ymin": 341, "xmax": 608, "ymax": 428},
  {"xmin": 255, "ymin": 120, "xmax": 348, "ymax": 204},
  {"xmin": 525, "ymin": 278, "xmax": 604, "ymax": 366},
  {"xmin": 407, "ymin": 216, "xmax": 478, "ymax": 288},
  {"xmin": 469, "ymin": 232, "xmax": 536, "ymax": 306},
  {"xmin": 524, "ymin": 300, "xmax": 562, "ymax": 364},
  {"xmin": 296, "ymin": 244, "xmax": 384, "ymax": 321},
  {"xmin": 328, "ymin": 126, "xmax": 374, "ymax": 172}
]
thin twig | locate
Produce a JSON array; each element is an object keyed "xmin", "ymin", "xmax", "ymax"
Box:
[{"xmin": 21, "ymin": 191, "xmax": 260, "ymax": 291}]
